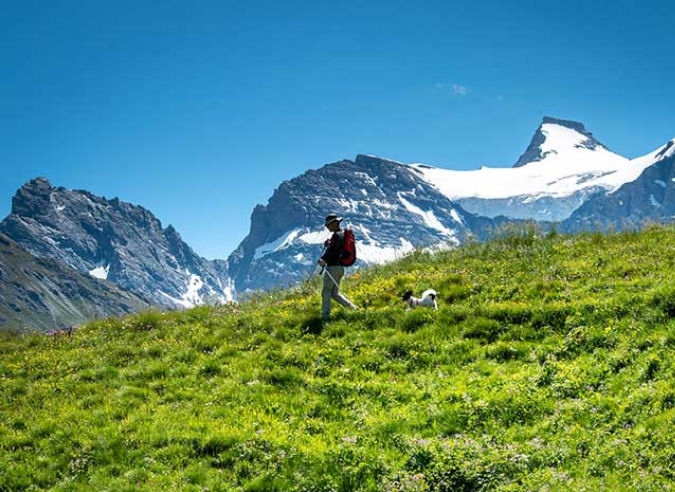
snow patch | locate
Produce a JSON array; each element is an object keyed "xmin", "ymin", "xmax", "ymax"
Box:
[
  {"xmin": 450, "ymin": 209, "xmax": 465, "ymax": 226},
  {"xmin": 650, "ymin": 195, "xmax": 662, "ymax": 208},
  {"xmin": 655, "ymin": 180, "xmax": 667, "ymax": 188},
  {"xmin": 372, "ymin": 199, "xmax": 397, "ymax": 210},
  {"xmin": 160, "ymin": 271, "xmax": 205, "ymax": 308},
  {"xmin": 293, "ymin": 253, "xmax": 307, "ymax": 262},
  {"xmin": 221, "ymin": 278, "xmax": 236, "ymax": 303},
  {"xmin": 336, "ymin": 198, "xmax": 360, "ymax": 213},
  {"xmin": 352, "ymin": 223, "xmax": 375, "ymax": 244},
  {"xmin": 398, "ymin": 194, "xmax": 456, "ymax": 237},
  {"xmin": 354, "ymin": 172, "xmax": 379, "ymax": 188},
  {"xmin": 539, "ymin": 123, "xmax": 589, "ymax": 156},
  {"xmin": 299, "ymin": 229, "xmax": 331, "ymax": 244},
  {"xmin": 183, "ymin": 272, "xmax": 205, "ymax": 306},
  {"xmin": 356, "ymin": 238, "xmax": 415, "ymax": 265},
  {"xmin": 254, "ymin": 229, "xmax": 302, "ymax": 260},
  {"xmin": 216, "ymin": 278, "xmax": 236, "ymax": 303},
  {"xmin": 89, "ymin": 264, "xmax": 110, "ymax": 280}
]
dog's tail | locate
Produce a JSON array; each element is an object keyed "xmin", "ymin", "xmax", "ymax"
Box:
[{"xmin": 422, "ymin": 289, "xmax": 437, "ymax": 300}]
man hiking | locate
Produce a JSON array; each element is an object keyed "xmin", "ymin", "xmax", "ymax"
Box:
[{"xmin": 318, "ymin": 214, "xmax": 358, "ymax": 320}]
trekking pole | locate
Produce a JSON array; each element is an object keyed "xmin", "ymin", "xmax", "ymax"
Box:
[
  {"xmin": 323, "ymin": 267, "xmax": 341, "ymax": 290},
  {"xmin": 303, "ymin": 244, "xmax": 328, "ymax": 288},
  {"xmin": 303, "ymin": 263, "xmax": 319, "ymax": 286}
]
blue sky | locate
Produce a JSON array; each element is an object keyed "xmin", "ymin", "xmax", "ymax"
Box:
[{"xmin": 2, "ymin": 0, "xmax": 674, "ymax": 259}]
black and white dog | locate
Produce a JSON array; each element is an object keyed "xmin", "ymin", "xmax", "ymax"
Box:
[{"xmin": 402, "ymin": 289, "xmax": 438, "ymax": 310}]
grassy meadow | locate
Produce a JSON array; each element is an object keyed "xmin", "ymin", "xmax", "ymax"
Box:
[{"xmin": 3, "ymin": 226, "xmax": 675, "ymax": 491}]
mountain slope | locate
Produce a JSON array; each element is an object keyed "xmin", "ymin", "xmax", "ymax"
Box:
[
  {"xmin": 562, "ymin": 138, "xmax": 675, "ymax": 232},
  {"xmin": 0, "ymin": 233, "xmax": 149, "ymax": 331},
  {"xmin": 228, "ymin": 118, "xmax": 675, "ymax": 294},
  {"xmin": 412, "ymin": 117, "xmax": 654, "ymax": 221},
  {"xmin": 2, "ymin": 117, "xmax": 671, "ymax": 303},
  {"xmin": 228, "ymin": 154, "xmax": 509, "ymax": 292},
  {"xmin": 4, "ymin": 227, "xmax": 675, "ymax": 490},
  {"xmin": 0, "ymin": 178, "xmax": 233, "ymax": 308}
]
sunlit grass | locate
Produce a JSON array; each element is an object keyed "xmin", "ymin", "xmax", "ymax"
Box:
[{"xmin": 2, "ymin": 226, "xmax": 675, "ymax": 490}]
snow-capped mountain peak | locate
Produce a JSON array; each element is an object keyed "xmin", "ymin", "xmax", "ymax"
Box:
[
  {"xmin": 513, "ymin": 116, "xmax": 610, "ymax": 168},
  {"xmin": 408, "ymin": 117, "xmax": 662, "ymax": 222}
]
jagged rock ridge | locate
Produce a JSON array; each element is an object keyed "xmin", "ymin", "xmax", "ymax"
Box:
[{"xmin": 0, "ymin": 179, "xmax": 233, "ymax": 309}]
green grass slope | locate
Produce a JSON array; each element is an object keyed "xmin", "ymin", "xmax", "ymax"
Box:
[{"xmin": 3, "ymin": 226, "xmax": 675, "ymax": 491}]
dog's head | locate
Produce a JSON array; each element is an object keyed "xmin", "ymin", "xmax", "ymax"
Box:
[{"xmin": 401, "ymin": 290, "xmax": 413, "ymax": 302}]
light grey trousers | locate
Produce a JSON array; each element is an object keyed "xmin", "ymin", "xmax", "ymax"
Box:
[{"xmin": 322, "ymin": 265, "xmax": 357, "ymax": 319}]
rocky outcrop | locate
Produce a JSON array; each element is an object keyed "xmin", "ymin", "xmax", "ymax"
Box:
[{"xmin": 0, "ymin": 178, "xmax": 232, "ymax": 308}]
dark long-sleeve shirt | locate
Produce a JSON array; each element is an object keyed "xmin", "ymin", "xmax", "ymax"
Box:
[{"xmin": 321, "ymin": 230, "xmax": 345, "ymax": 266}]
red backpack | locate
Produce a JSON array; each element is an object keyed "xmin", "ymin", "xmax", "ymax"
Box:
[{"xmin": 340, "ymin": 229, "xmax": 357, "ymax": 267}]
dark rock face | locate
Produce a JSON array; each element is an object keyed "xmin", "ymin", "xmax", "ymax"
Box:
[
  {"xmin": 228, "ymin": 155, "xmax": 510, "ymax": 292},
  {"xmin": 562, "ymin": 153, "xmax": 675, "ymax": 233},
  {"xmin": 0, "ymin": 179, "xmax": 232, "ymax": 308},
  {"xmin": 0, "ymin": 233, "xmax": 149, "ymax": 331},
  {"xmin": 656, "ymin": 141, "xmax": 674, "ymax": 161},
  {"xmin": 513, "ymin": 116, "xmax": 608, "ymax": 168}
]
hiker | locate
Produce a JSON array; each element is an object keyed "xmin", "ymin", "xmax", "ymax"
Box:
[{"xmin": 318, "ymin": 214, "xmax": 358, "ymax": 320}]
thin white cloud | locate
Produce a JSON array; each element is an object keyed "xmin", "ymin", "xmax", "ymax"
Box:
[
  {"xmin": 435, "ymin": 82, "xmax": 471, "ymax": 96},
  {"xmin": 452, "ymin": 84, "xmax": 469, "ymax": 96}
]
